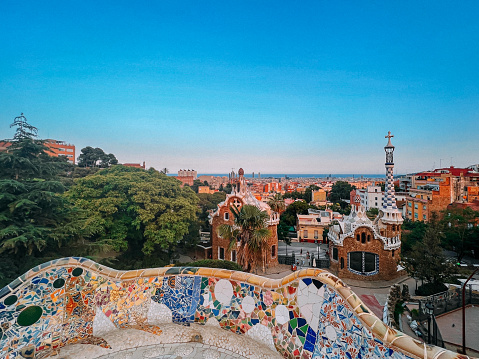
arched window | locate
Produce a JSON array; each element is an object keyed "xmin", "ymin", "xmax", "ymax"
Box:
[
  {"xmin": 361, "ymin": 233, "xmax": 366, "ymax": 244},
  {"xmin": 340, "ymin": 257, "xmax": 344, "ymax": 269},
  {"xmin": 332, "ymin": 248, "xmax": 338, "ymax": 261},
  {"xmin": 367, "ymin": 235, "xmax": 371, "ymax": 242},
  {"xmin": 271, "ymin": 245, "xmax": 276, "ymax": 258},
  {"xmin": 356, "ymin": 234, "xmax": 360, "ymax": 241},
  {"xmin": 392, "ymin": 250, "xmax": 395, "ymax": 257},
  {"xmin": 348, "ymin": 252, "xmax": 378, "ymax": 275},
  {"xmin": 224, "ymin": 212, "xmax": 229, "ymax": 221}
]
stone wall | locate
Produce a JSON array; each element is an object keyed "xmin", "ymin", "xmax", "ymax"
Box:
[{"xmin": 0, "ymin": 258, "xmax": 467, "ymax": 359}]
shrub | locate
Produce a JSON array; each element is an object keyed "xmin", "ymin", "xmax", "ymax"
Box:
[{"xmin": 416, "ymin": 282, "xmax": 448, "ymax": 296}]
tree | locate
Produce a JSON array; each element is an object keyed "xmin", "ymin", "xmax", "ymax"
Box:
[
  {"xmin": 401, "ymin": 220, "xmax": 427, "ymax": 254},
  {"xmin": 197, "ymin": 192, "xmax": 226, "ymax": 230},
  {"xmin": 77, "ymin": 146, "xmax": 118, "ymax": 168},
  {"xmin": 304, "ymin": 185, "xmax": 320, "ymax": 203},
  {"xmin": 280, "ymin": 200, "xmax": 310, "ymax": 228},
  {"xmin": 267, "ymin": 193, "xmax": 286, "ymax": 214},
  {"xmin": 218, "ymin": 205, "xmax": 271, "ymax": 273},
  {"xmin": 329, "ymin": 181, "xmax": 354, "ymax": 203},
  {"xmin": 441, "ymin": 206, "xmax": 479, "ymax": 261},
  {"xmin": 402, "ymin": 214, "xmax": 456, "ymax": 295},
  {"xmin": 66, "ymin": 166, "xmax": 198, "ymax": 257},
  {"xmin": 366, "ymin": 207, "xmax": 379, "ymax": 219},
  {"xmin": 0, "ymin": 115, "xmax": 85, "ymax": 287}
]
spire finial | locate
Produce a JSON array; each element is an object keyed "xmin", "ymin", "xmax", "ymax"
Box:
[{"xmin": 385, "ymin": 131, "xmax": 394, "ymax": 147}]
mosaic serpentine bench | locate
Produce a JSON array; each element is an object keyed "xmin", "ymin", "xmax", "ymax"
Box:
[{"xmin": 0, "ymin": 257, "xmax": 473, "ymax": 359}]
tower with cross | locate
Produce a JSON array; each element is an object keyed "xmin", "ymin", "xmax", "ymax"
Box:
[{"xmin": 327, "ymin": 133, "xmax": 404, "ymax": 281}]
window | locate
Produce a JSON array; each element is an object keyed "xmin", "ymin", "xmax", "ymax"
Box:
[
  {"xmin": 361, "ymin": 233, "xmax": 366, "ymax": 244},
  {"xmin": 231, "ymin": 250, "xmax": 236, "ymax": 262},
  {"xmin": 408, "ymin": 202, "xmax": 412, "ymax": 207},
  {"xmin": 367, "ymin": 235, "xmax": 371, "ymax": 242},
  {"xmin": 414, "ymin": 203, "xmax": 418, "ymax": 209},
  {"xmin": 423, "ymin": 205, "xmax": 427, "ymax": 210},
  {"xmin": 314, "ymin": 230, "xmax": 318, "ymax": 239},
  {"xmin": 340, "ymin": 257, "xmax": 344, "ymax": 269},
  {"xmin": 356, "ymin": 234, "xmax": 360, "ymax": 241},
  {"xmin": 414, "ymin": 213, "xmax": 418, "ymax": 219},
  {"xmin": 219, "ymin": 247, "xmax": 225, "ymax": 260},
  {"xmin": 423, "ymin": 214, "xmax": 426, "ymax": 220},
  {"xmin": 333, "ymin": 248, "xmax": 338, "ymax": 261},
  {"xmin": 392, "ymin": 250, "xmax": 395, "ymax": 257},
  {"xmin": 224, "ymin": 212, "xmax": 229, "ymax": 221},
  {"xmin": 271, "ymin": 245, "xmax": 276, "ymax": 258},
  {"xmin": 348, "ymin": 252, "xmax": 378, "ymax": 275},
  {"xmin": 304, "ymin": 230, "xmax": 308, "ymax": 238},
  {"xmin": 67, "ymin": 148, "xmax": 73, "ymax": 152}
]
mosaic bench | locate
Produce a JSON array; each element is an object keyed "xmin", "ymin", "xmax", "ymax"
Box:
[{"xmin": 0, "ymin": 257, "xmax": 472, "ymax": 359}]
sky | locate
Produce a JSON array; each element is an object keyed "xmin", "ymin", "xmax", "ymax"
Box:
[{"xmin": 1, "ymin": 1, "xmax": 478, "ymax": 175}]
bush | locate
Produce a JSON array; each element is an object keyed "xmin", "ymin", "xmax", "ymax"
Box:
[
  {"xmin": 175, "ymin": 259, "xmax": 244, "ymax": 272},
  {"xmin": 416, "ymin": 282, "xmax": 448, "ymax": 296}
]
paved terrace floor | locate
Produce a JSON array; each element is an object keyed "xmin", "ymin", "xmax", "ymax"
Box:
[{"xmin": 435, "ymin": 305, "xmax": 479, "ymax": 354}]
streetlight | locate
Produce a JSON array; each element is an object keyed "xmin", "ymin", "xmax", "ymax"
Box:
[{"xmin": 424, "ymin": 303, "xmax": 434, "ymax": 344}]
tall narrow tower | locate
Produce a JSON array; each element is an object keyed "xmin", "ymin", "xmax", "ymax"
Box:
[{"xmin": 380, "ymin": 131, "xmax": 403, "ymax": 224}]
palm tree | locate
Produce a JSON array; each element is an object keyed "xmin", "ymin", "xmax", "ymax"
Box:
[
  {"xmin": 218, "ymin": 205, "xmax": 271, "ymax": 273},
  {"xmin": 267, "ymin": 193, "xmax": 285, "ymax": 214}
]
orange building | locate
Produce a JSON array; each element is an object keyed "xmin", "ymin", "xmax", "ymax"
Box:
[
  {"xmin": 0, "ymin": 139, "xmax": 75, "ymax": 164},
  {"xmin": 405, "ymin": 167, "xmax": 479, "ymax": 222}
]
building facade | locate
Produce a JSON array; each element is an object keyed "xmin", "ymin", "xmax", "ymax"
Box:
[
  {"xmin": 404, "ymin": 167, "xmax": 479, "ymax": 222},
  {"xmin": 355, "ymin": 185, "xmax": 383, "ymax": 210},
  {"xmin": 0, "ymin": 139, "xmax": 75, "ymax": 164},
  {"xmin": 209, "ymin": 168, "xmax": 280, "ymax": 269},
  {"xmin": 328, "ymin": 132, "xmax": 403, "ymax": 281},
  {"xmin": 296, "ymin": 209, "xmax": 331, "ymax": 243}
]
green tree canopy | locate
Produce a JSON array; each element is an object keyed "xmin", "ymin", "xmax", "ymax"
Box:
[
  {"xmin": 441, "ymin": 206, "xmax": 479, "ymax": 261},
  {"xmin": 66, "ymin": 166, "xmax": 198, "ymax": 256},
  {"xmin": 402, "ymin": 214, "xmax": 456, "ymax": 294},
  {"xmin": 329, "ymin": 181, "xmax": 354, "ymax": 203},
  {"xmin": 280, "ymin": 200, "xmax": 310, "ymax": 228},
  {"xmin": 77, "ymin": 146, "xmax": 118, "ymax": 168},
  {"xmin": 267, "ymin": 193, "xmax": 286, "ymax": 213},
  {"xmin": 0, "ymin": 114, "xmax": 78, "ymax": 256}
]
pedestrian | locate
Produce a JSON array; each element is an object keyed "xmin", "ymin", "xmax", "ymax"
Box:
[
  {"xmin": 306, "ymin": 251, "xmax": 310, "ymax": 259},
  {"xmin": 300, "ymin": 248, "xmax": 303, "ymax": 255}
]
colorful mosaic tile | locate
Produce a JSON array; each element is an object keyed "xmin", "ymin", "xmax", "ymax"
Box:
[{"xmin": 0, "ymin": 258, "xmax": 464, "ymax": 359}]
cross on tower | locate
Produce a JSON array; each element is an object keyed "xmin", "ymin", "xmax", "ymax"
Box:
[{"xmin": 385, "ymin": 131, "xmax": 394, "ymax": 140}]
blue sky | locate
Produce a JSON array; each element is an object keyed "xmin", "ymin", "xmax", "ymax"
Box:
[{"xmin": 1, "ymin": 1, "xmax": 478, "ymax": 174}]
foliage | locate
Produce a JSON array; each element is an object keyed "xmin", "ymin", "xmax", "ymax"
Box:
[
  {"xmin": 267, "ymin": 193, "xmax": 285, "ymax": 213},
  {"xmin": 66, "ymin": 165, "xmax": 198, "ymax": 256},
  {"xmin": 366, "ymin": 207, "xmax": 379, "ymax": 219},
  {"xmin": 440, "ymin": 206, "xmax": 479, "ymax": 261},
  {"xmin": 77, "ymin": 146, "xmax": 118, "ymax": 168},
  {"xmin": 328, "ymin": 181, "xmax": 354, "ymax": 203},
  {"xmin": 416, "ymin": 282, "xmax": 448, "ymax": 296},
  {"xmin": 283, "ymin": 185, "xmax": 319, "ymax": 203},
  {"xmin": 218, "ymin": 205, "xmax": 271, "ymax": 272},
  {"xmin": 186, "ymin": 179, "xmax": 209, "ymax": 193},
  {"xmin": 402, "ymin": 214, "xmax": 457, "ymax": 292},
  {"xmin": 401, "ymin": 220, "xmax": 428, "ymax": 254},
  {"xmin": 280, "ymin": 200, "xmax": 310, "ymax": 228},
  {"xmin": 219, "ymin": 183, "xmax": 232, "ymax": 194},
  {"xmin": 277, "ymin": 220, "xmax": 291, "ymax": 246},
  {"xmin": 0, "ymin": 115, "xmax": 80, "ymax": 256},
  {"xmin": 174, "ymin": 259, "xmax": 243, "ymax": 271},
  {"xmin": 197, "ymin": 192, "xmax": 226, "ymax": 230}
]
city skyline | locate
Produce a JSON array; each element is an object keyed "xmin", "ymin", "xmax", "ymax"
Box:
[{"xmin": 1, "ymin": 1, "xmax": 478, "ymax": 174}]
